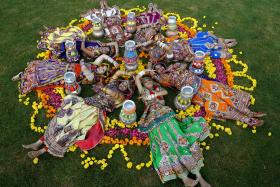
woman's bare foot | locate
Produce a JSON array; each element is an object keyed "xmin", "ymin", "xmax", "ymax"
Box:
[
  {"xmin": 196, "ymin": 172, "xmax": 211, "ymax": 187},
  {"xmin": 225, "ymin": 39, "xmax": 237, "ymax": 47},
  {"xmin": 253, "ymin": 112, "xmax": 267, "ymax": 118},
  {"xmin": 27, "ymin": 148, "xmax": 46, "ymax": 159},
  {"xmin": 183, "ymin": 177, "xmax": 198, "ymax": 187},
  {"xmin": 248, "ymin": 118, "xmax": 264, "ymax": 127},
  {"xmin": 22, "ymin": 140, "xmax": 43, "ymax": 150},
  {"xmin": 12, "ymin": 72, "xmax": 22, "ymax": 81}
]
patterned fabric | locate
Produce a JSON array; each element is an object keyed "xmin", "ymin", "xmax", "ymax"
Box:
[
  {"xmin": 170, "ymin": 40, "xmax": 193, "ymax": 61},
  {"xmin": 149, "ymin": 114, "xmax": 209, "ymax": 183},
  {"xmin": 153, "ymin": 63, "xmax": 201, "ymax": 93},
  {"xmin": 138, "ymin": 85, "xmax": 172, "ymax": 132},
  {"xmin": 84, "ymin": 92, "xmax": 115, "ymax": 112},
  {"xmin": 137, "ymin": 82, "xmax": 209, "ymax": 183},
  {"xmin": 19, "ymin": 60, "xmax": 67, "ymax": 94},
  {"xmin": 192, "ymin": 79, "xmax": 252, "ymax": 121},
  {"xmin": 134, "ymin": 27, "xmax": 158, "ymax": 43},
  {"xmin": 18, "ymin": 60, "xmax": 99, "ymax": 94},
  {"xmin": 136, "ymin": 11, "xmax": 162, "ymax": 25},
  {"xmin": 188, "ymin": 31, "xmax": 225, "ymax": 59},
  {"xmin": 60, "ymin": 41, "xmax": 115, "ymax": 59},
  {"xmin": 44, "ymin": 95, "xmax": 99, "ymax": 157},
  {"xmin": 84, "ymin": 81, "xmax": 125, "ymax": 112},
  {"xmin": 37, "ymin": 26, "xmax": 86, "ymax": 52},
  {"xmin": 104, "ymin": 17, "xmax": 128, "ymax": 46}
]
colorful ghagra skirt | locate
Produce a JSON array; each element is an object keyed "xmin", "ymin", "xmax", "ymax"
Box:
[
  {"xmin": 44, "ymin": 95, "xmax": 102, "ymax": 157},
  {"xmin": 148, "ymin": 112, "xmax": 209, "ymax": 183},
  {"xmin": 192, "ymin": 79, "xmax": 252, "ymax": 121}
]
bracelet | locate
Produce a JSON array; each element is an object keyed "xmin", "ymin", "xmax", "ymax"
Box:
[
  {"xmin": 123, "ymin": 70, "xmax": 131, "ymax": 76},
  {"xmin": 111, "ymin": 75, "xmax": 118, "ymax": 81},
  {"xmin": 138, "ymin": 70, "xmax": 145, "ymax": 77},
  {"xmin": 166, "ymin": 53, "xmax": 174, "ymax": 59},
  {"xmin": 113, "ymin": 61, "xmax": 118, "ymax": 66}
]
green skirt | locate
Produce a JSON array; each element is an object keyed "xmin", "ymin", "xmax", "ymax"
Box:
[{"xmin": 148, "ymin": 112, "xmax": 209, "ymax": 183}]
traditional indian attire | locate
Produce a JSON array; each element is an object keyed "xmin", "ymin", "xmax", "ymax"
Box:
[
  {"xmin": 59, "ymin": 40, "xmax": 116, "ymax": 59},
  {"xmin": 104, "ymin": 16, "xmax": 130, "ymax": 46},
  {"xmin": 136, "ymin": 10, "xmax": 162, "ymax": 25},
  {"xmin": 37, "ymin": 26, "xmax": 86, "ymax": 52},
  {"xmin": 44, "ymin": 80, "xmax": 128, "ymax": 157},
  {"xmin": 152, "ymin": 63, "xmax": 257, "ymax": 125},
  {"xmin": 44, "ymin": 95, "xmax": 105, "ymax": 157},
  {"xmin": 188, "ymin": 31, "xmax": 226, "ymax": 59},
  {"xmin": 138, "ymin": 84, "xmax": 209, "ymax": 183},
  {"xmin": 18, "ymin": 60, "xmax": 106, "ymax": 94},
  {"xmin": 149, "ymin": 40, "xmax": 193, "ymax": 63}
]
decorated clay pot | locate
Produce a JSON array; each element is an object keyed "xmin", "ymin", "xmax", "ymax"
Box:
[
  {"xmin": 119, "ymin": 100, "xmax": 137, "ymax": 125},
  {"xmin": 125, "ymin": 12, "xmax": 137, "ymax": 33},
  {"xmin": 189, "ymin": 50, "xmax": 205, "ymax": 75},
  {"xmin": 123, "ymin": 40, "xmax": 138, "ymax": 71},
  {"xmin": 65, "ymin": 40, "xmax": 80, "ymax": 63},
  {"xmin": 174, "ymin": 86, "xmax": 194, "ymax": 111},
  {"xmin": 166, "ymin": 16, "xmax": 178, "ymax": 37},
  {"xmin": 92, "ymin": 17, "xmax": 104, "ymax": 38},
  {"xmin": 64, "ymin": 72, "xmax": 81, "ymax": 95}
]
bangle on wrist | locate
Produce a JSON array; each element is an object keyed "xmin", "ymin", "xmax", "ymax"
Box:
[{"xmin": 138, "ymin": 70, "xmax": 145, "ymax": 77}]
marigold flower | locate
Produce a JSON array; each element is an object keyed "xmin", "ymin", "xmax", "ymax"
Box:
[
  {"xmin": 84, "ymin": 163, "xmax": 89, "ymax": 169},
  {"xmin": 33, "ymin": 157, "xmax": 39, "ymax": 164},
  {"xmin": 136, "ymin": 165, "xmax": 141, "ymax": 170},
  {"xmin": 200, "ymin": 142, "xmax": 206, "ymax": 146},
  {"xmin": 107, "ymin": 155, "xmax": 112, "ymax": 159},
  {"xmin": 127, "ymin": 162, "xmax": 133, "ymax": 169},
  {"xmin": 80, "ymin": 154, "xmax": 85, "ymax": 158}
]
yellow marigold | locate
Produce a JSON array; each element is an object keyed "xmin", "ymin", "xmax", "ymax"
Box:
[
  {"xmin": 127, "ymin": 162, "xmax": 133, "ymax": 169},
  {"xmin": 33, "ymin": 157, "xmax": 39, "ymax": 164}
]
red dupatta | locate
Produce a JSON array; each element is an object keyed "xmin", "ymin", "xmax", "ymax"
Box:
[{"xmin": 75, "ymin": 111, "xmax": 106, "ymax": 151}]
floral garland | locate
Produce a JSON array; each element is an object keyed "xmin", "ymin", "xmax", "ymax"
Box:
[
  {"xmin": 80, "ymin": 144, "xmax": 152, "ymax": 170},
  {"xmin": 211, "ymin": 58, "xmax": 228, "ymax": 84},
  {"xmin": 225, "ymin": 50, "xmax": 257, "ymax": 91},
  {"xmin": 28, "ymin": 88, "xmax": 65, "ymax": 134},
  {"xmin": 204, "ymin": 57, "xmax": 216, "ymax": 79},
  {"xmin": 222, "ymin": 58, "xmax": 234, "ymax": 87}
]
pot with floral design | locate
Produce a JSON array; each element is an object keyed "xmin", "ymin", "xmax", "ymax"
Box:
[
  {"xmin": 119, "ymin": 100, "xmax": 137, "ymax": 125},
  {"xmin": 123, "ymin": 40, "xmax": 139, "ymax": 71},
  {"xmin": 166, "ymin": 16, "xmax": 178, "ymax": 37},
  {"xmin": 189, "ymin": 50, "xmax": 205, "ymax": 75},
  {"xmin": 65, "ymin": 40, "xmax": 80, "ymax": 63},
  {"xmin": 64, "ymin": 72, "xmax": 81, "ymax": 95},
  {"xmin": 174, "ymin": 86, "xmax": 194, "ymax": 111},
  {"xmin": 125, "ymin": 12, "xmax": 137, "ymax": 33},
  {"xmin": 92, "ymin": 17, "xmax": 104, "ymax": 38}
]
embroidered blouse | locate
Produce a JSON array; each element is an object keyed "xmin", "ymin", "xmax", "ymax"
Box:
[{"xmin": 153, "ymin": 63, "xmax": 201, "ymax": 93}]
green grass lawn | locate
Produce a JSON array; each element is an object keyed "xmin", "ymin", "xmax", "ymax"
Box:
[{"xmin": 0, "ymin": 0, "xmax": 280, "ymax": 186}]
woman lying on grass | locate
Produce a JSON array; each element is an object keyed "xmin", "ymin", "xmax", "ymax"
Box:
[{"xmin": 135, "ymin": 70, "xmax": 211, "ymax": 187}]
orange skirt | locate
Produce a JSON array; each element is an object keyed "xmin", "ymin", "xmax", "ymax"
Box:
[{"xmin": 192, "ymin": 79, "xmax": 252, "ymax": 120}]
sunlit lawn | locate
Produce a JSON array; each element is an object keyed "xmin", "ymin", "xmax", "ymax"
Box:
[{"xmin": 0, "ymin": 0, "xmax": 279, "ymax": 186}]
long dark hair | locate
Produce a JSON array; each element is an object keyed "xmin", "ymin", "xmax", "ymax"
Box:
[
  {"xmin": 116, "ymin": 78, "xmax": 135, "ymax": 99},
  {"xmin": 152, "ymin": 63, "xmax": 172, "ymax": 87}
]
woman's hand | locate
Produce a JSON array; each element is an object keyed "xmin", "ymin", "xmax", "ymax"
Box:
[
  {"xmin": 140, "ymin": 94, "xmax": 156, "ymax": 101},
  {"xmin": 138, "ymin": 69, "xmax": 155, "ymax": 77},
  {"xmin": 113, "ymin": 61, "xmax": 120, "ymax": 69},
  {"xmin": 81, "ymin": 40, "xmax": 86, "ymax": 49}
]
